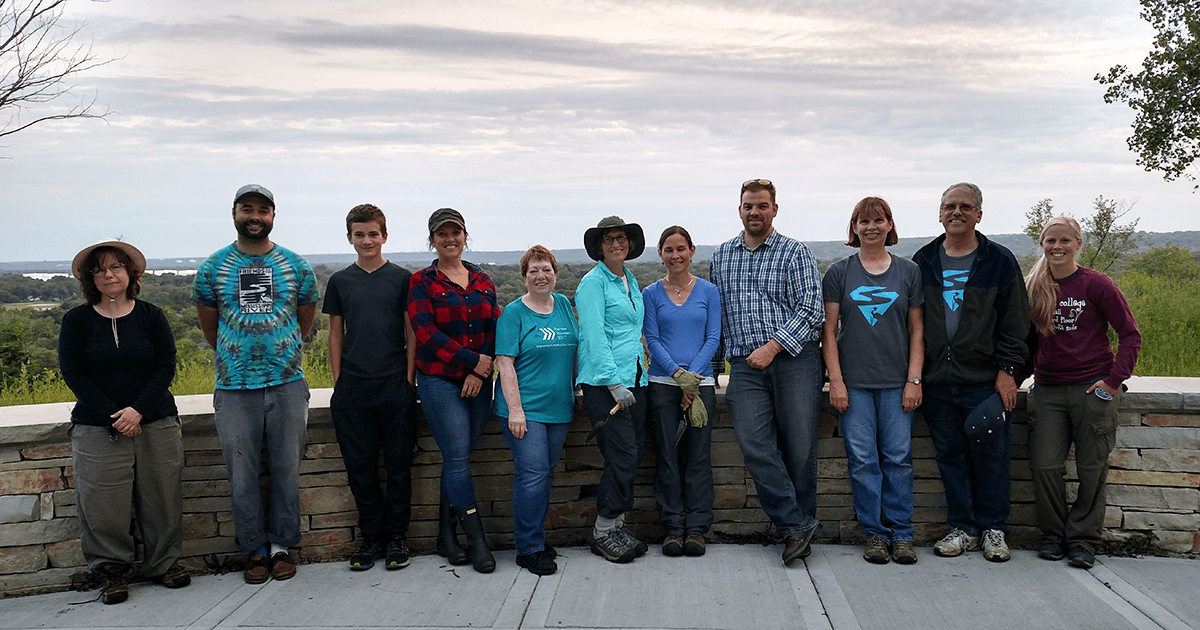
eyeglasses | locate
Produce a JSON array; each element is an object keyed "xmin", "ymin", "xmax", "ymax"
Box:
[
  {"xmin": 941, "ymin": 203, "xmax": 978, "ymax": 213},
  {"xmin": 91, "ymin": 263, "xmax": 126, "ymax": 275},
  {"xmin": 602, "ymin": 234, "xmax": 628, "ymax": 245},
  {"xmin": 742, "ymin": 179, "xmax": 774, "ymax": 189}
]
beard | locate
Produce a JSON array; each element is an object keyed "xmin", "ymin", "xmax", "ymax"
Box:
[{"xmin": 235, "ymin": 219, "xmax": 273, "ymax": 241}]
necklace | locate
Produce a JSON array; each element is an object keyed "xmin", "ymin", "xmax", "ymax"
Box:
[
  {"xmin": 664, "ymin": 275, "xmax": 695, "ymax": 299},
  {"xmin": 109, "ymin": 297, "xmax": 120, "ymax": 348}
]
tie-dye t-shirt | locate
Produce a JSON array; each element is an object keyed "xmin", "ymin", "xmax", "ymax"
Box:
[{"xmin": 192, "ymin": 243, "xmax": 319, "ymax": 390}]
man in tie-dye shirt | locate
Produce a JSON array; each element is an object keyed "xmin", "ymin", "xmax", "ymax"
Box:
[{"xmin": 192, "ymin": 184, "xmax": 319, "ymax": 584}]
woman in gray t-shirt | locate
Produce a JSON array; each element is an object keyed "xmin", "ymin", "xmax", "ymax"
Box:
[{"xmin": 821, "ymin": 197, "xmax": 925, "ymax": 566}]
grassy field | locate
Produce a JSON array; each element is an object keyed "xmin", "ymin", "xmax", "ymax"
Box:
[
  {"xmin": 1, "ymin": 302, "xmax": 59, "ymax": 311},
  {"xmin": 0, "ymin": 352, "xmax": 333, "ymax": 407}
]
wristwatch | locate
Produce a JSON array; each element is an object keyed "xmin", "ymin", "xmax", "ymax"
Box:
[
  {"xmin": 999, "ymin": 366, "xmax": 1016, "ymax": 377},
  {"xmin": 906, "ymin": 378, "xmax": 921, "ymax": 385}
]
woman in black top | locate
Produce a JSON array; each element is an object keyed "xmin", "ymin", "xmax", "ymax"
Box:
[{"xmin": 58, "ymin": 240, "xmax": 189, "ymax": 604}]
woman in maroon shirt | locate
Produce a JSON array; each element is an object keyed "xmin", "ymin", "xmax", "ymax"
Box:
[{"xmin": 1024, "ymin": 216, "xmax": 1141, "ymax": 570}]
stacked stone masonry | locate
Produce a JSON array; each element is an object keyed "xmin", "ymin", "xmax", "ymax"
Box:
[{"xmin": 1, "ymin": 376, "xmax": 1197, "ymax": 596}]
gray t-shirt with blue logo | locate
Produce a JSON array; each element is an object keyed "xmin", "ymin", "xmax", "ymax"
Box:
[
  {"xmin": 939, "ymin": 248, "xmax": 977, "ymax": 343},
  {"xmin": 822, "ymin": 253, "xmax": 924, "ymax": 389}
]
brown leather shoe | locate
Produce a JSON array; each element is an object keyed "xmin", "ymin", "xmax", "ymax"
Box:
[
  {"xmin": 270, "ymin": 551, "xmax": 297, "ymax": 580},
  {"xmin": 684, "ymin": 534, "xmax": 706, "ymax": 557},
  {"xmin": 244, "ymin": 554, "xmax": 269, "ymax": 584},
  {"xmin": 662, "ymin": 535, "xmax": 685, "ymax": 557}
]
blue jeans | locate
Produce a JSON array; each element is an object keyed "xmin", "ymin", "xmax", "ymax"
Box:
[
  {"xmin": 724, "ymin": 346, "xmax": 821, "ymax": 536},
  {"xmin": 213, "ymin": 378, "xmax": 309, "ymax": 553},
  {"xmin": 500, "ymin": 418, "xmax": 570, "ymax": 556},
  {"xmin": 922, "ymin": 383, "xmax": 1011, "ymax": 534},
  {"xmin": 841, "ymin": 388, "xmax": 915, "ymax": 542},
  {"xmin": 417, "ymin": 374, "xmax": 492, "ymax": 508}
]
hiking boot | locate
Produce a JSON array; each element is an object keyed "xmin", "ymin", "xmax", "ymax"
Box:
[
  {"xmin": 98, "ymin": 563, "xmax": 129, "ymax": 605},
  {"xmin": 350, "ymin": 538, "xmax": 383, "ymax": 571},
  {"xmin": 662, "ymin": 535, "xmax": 684, "ymax": 557},
  {"xmin": 1038, "ymin": 541, "xmax": 1066, "ymax": 561},
  {"xmin": 891, "ymin": 540, "xmax": 918, "ymax": 564},
  {"xmin": 156, "ymin": 564, "xmax": 191, "ymax": 588},
  {"xmin": 934, "ymin": 528, "xmax": 981, "ymax": 557},
  {"xmin": 782, "ymin": 527, "xmax": 816, "ymax": 566},
  {"xmin": 982, "ymin": 529, "xmax": 1011, "ymax": 563},
  {"xmin": 863, "ymin": 535, "xmax": 890, "ymax": 564},
  {"xmin": 1067, "ymin": 546, "xmax": 1095, "ymax": 570},
  {"xmin": 243, "ymin": 554, "xmax": 270, "ymax": 584},
  {"xmin": 386, "ymin": 538, "xmax": 412, "ymax": 570},
  {"xmin": 591, "ymin": 529, "xmax": 638, "ymax": 563},
  {"xmin": 515, "ymin": 549, "xmax": 558, "ymax": 576},
  {"xmin": 683, "ymin": 534, "xmax": 706, "ymax": 557},
  {"xmin": 617, "ymin": 527, "xmax": 648, "ymax": 557}
]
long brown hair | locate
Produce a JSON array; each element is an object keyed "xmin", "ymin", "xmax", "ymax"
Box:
[{"xmin": 1025, "ymin": 215, "xmax": 1083, "ymax": 336}]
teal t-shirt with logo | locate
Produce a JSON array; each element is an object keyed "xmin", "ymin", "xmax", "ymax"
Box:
[{"xmin": 494, "ymin": 293, "xmax": 578, "ymax": 424}]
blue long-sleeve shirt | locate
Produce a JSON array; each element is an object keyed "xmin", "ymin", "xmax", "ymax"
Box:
[
  {"xmin": 574, "ymin": 263, "xmax": 648, "ymax": 388},
  {"xmin": 643, "ymin": 278, "xmax": 721, "ymax": 381}
]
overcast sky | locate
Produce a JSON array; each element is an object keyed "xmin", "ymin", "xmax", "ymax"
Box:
[{"xmin": 1, "ymin": 0, "xmax": 1195, "ymax": 263}]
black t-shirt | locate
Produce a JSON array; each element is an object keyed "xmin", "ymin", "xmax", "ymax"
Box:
[{"xmin": 322, "ymin": 261, "xmax": 413, "ymax": 378}]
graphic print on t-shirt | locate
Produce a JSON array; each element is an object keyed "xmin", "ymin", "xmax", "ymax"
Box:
[
  {"xmin": 238, "ymin": 267, "xmax": 274, "ymax": 314},
  {"xmin": 539, "ymin": 327, "xmax": 558, "ymax": 341},
  {"xmin": 942, "ymin": 269, "xmax": 969, "ymax": 311},
  {"xmin": 850, "ymin": 285, "xmax": 899, "ymax": 326},
  {"xmin": 1054, "ymin": 296, "xmax": 1085, "ymax": 332}
]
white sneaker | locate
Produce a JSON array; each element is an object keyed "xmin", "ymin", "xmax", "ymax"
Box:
[
  {"xmin": 982, "ymin": 529, "xmax": 1010, "ymax": 563},
  {"xmin": 933, "ymin": 528, "xmax": 981, "ymax": 557}
]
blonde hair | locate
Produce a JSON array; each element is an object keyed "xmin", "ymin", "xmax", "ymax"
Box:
[{"xmin": 1025, "ymin": 215, "xmax": 1083, "ymax": 336}]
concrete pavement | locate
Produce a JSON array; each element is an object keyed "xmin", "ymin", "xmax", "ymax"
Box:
[{"xmin": 1, "ymin": 544, "xmax": 1197, "ymax": 630}]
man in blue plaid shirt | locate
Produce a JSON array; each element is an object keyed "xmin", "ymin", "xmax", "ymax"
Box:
[{"xmin": 710, "ymin": 179, "xmax": 825, "ymax": 567}]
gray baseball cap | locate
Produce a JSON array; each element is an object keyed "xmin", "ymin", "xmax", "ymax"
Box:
[{"xmin": 234, "ymin": 184, "xmax": 275, "ymax": 207}]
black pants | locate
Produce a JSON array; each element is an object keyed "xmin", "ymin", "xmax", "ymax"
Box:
[
  {"xmin": 648, "ymin": 383, "xmax": 715, "ymax": 535},
  {"xmin": 330, "ymin": 372, "xmax": 418, "ymax": 539},
  {"xmin": 582, "ymin": 384, "xmax": 648, "ymax": 520}
]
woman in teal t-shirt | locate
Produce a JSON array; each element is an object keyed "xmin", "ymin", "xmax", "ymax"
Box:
[{"xmin": 495, "ymin": 246, "xmax": 578, "ymax": 576}]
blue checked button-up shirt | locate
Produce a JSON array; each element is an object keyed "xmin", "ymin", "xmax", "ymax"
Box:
[{"xmin": 709, "ymin": 229, "xmax": 824, "ymax": 358}]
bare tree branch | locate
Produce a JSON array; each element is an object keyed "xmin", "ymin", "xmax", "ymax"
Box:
[{"xmin": 0, "ymin": 0, "xmax": 114, "ymax": 140}]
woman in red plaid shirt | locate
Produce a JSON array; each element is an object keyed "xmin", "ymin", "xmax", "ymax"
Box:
[{"xmin": 407, "ymin": 208, "xmax": 500, "ymax": 573}]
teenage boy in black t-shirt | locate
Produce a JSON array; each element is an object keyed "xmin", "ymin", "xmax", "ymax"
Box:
[{"xmin": 323, "ymin": 204, "xmax": 418, "ymax": 571}]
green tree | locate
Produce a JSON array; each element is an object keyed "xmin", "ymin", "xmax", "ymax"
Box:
[
  {"xmin": 1095, "ymin": 0, "xmax": 1200, "ymax": 188},
  {"xmin": 1023, "ymin": 196, "xmax": 1140, "ymax": 273},
  {"xmin": 1126, "ymin": 244, "xmax": 1200, "ymax": 282}
]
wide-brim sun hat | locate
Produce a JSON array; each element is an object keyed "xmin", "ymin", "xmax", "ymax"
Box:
[
  {"xmin": 71, "ymin": 240, "xmax": 147, "ymax": 280},
  {"xmin": 584, "ymin": 216, "xmax": 645, "ymax": 262}
]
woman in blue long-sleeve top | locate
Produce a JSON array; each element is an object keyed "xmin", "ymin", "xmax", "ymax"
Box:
[
  {"xmin": 575, "ymin": 216, "xmax": 649, "ymax": 564},
  {"xmin": 643, "ymin": 226, "xmax": 721, "ymax": 557}
]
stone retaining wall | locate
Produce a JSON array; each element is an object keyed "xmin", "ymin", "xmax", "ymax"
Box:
[{"xmin": 1, "ymin": 376, "xmax": 1197, "ymax": 596}]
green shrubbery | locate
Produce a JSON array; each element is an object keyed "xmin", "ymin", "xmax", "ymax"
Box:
[{"xmin": 1, "ymin": 249, "xmax": 1197, "ymax": 408}]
